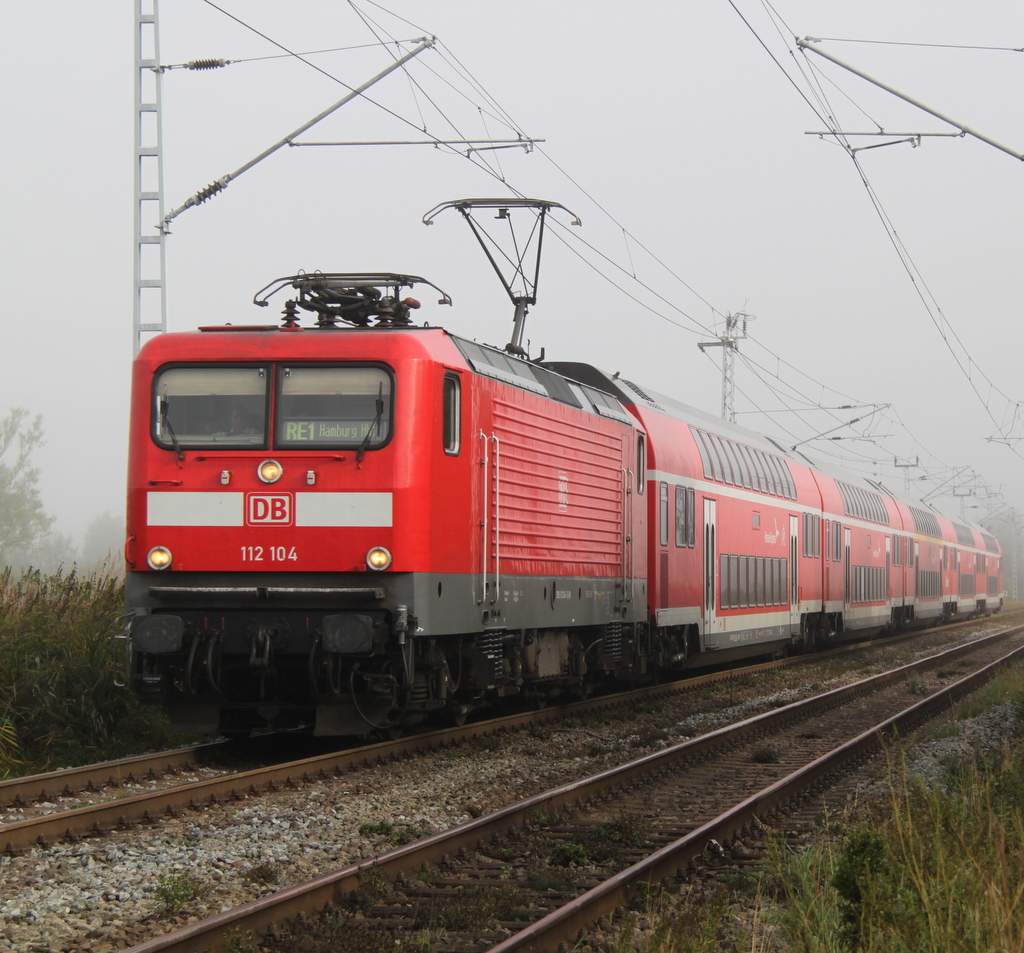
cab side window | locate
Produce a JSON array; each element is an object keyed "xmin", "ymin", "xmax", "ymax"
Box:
[{"xmin": 443, "ymin": 374, "xmax": 461, "ymax": 455}]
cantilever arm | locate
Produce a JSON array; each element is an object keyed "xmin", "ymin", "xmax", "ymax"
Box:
[{"xmin": 163, "ymin": 37, "xmax": 436, "ymax": 231}]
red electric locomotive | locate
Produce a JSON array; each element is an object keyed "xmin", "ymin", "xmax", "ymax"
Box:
[
  {"xmin": 125, "ymin": 272, "xmax": 1003, "ymax": 737},
  {"xmin": 126, "ymin": 274, "xmax": 651, "ymax": 735}
]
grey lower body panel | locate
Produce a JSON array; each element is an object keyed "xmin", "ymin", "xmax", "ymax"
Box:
[
  {"xmin": 127, "ymin": 569, "xmax": 648, "ymax": 735},
  {"xmin": 127, "ymin": 570, "xmax": 646, "ymax": 636}
]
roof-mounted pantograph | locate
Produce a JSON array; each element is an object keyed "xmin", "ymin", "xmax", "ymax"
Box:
[
  {"xmin": 254, "ymin": 272, "xmax": 451, "ymax": 329},
  {"xmin": 423, "ymin": 198, "xmax": 581, "ymax": 356}
]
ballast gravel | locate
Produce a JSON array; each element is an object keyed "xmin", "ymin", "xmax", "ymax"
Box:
[{"xmin": 0, "ymin": 620, "xmax": 1015, "ymax": 953}]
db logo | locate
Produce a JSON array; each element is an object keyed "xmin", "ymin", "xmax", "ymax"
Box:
[{"xmin": 247, "ymin": 493, "xmax": 293, "ymax": 525}]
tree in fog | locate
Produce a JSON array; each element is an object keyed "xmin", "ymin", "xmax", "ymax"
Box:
[
  {"xmin": 0, "ymin": 408, "xmax": 53, "ymax": 567},
  {"xmin": 81, "ymin": 511, "xmax": 124, "ymax": 570}
]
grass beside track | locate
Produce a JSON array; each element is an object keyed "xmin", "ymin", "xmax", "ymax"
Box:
[
  {"xmin": 634, "ymin": 664, "xmax": 1024, "ymax": 953},
  {"xmin": 0, "ymin": 565, "xmax": 185, "ymax": 777}
]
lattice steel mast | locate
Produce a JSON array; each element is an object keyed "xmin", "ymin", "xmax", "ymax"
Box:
[
  {"xmin": 698, "ymin": 312, "xmax": 754, "ymax": 422},
  {"xmin": 133, "ymin": 0, "xmax": 167, "ymax": 355}
]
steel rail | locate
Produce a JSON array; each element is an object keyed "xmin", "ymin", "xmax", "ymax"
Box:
[
  {"xmin": 0, "ymin": 743, "xmax": 226, "ymax": 811},
  {"xmin": 8, "ymin": 606, "xmax": 1009, "ymax": 801},
  {"xmin": 119, "ymin": 625, "xmax": 1023, "ymax": 953},
  {"xmin": 2, "ymin": 615, "xmax": 1011, "ymax": 852},
  {"xmin": 489, "ymin": 638, "xmax": 1024, "ymax": 953}
]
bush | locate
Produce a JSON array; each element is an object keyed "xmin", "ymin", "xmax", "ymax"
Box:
[
  {"xmin": 155, "ymin": 872, "xmax": 201, "ymax": 914},
  {"xmin": 0, "ymin": 566, "xmax": 186, "ymax": 776},
  {"xmin": 772, "ymin": 732, "xmax": 1024, "ymax": 952}
]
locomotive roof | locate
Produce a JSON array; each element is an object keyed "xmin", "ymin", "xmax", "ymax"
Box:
[{"xmin": 134, "ymin": 323, "xmax": 462, "ymax": 364}]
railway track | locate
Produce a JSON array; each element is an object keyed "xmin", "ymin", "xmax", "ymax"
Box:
[
  {"xmin": 111, "ymin": 622, "xmax": 1024, "ymax": 953},
  {"xmin": 0, "ymin": 744, "xmax": 229, "ymax": 825},
  {"xmin": 0, "ymin": 613, "xmax": 1004, "ymax": 857}
]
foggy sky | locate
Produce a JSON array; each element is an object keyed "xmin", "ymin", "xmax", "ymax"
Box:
[{"xmin": 2, "ymin": 1, "xmax": 1022, "ymax": 546}]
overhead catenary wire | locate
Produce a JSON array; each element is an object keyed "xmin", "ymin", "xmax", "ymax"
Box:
[
  {"xmin": 343, "ymin": 0, "xmax": 528, "ymax": 182},
  {"xmin": 530, "ymin": 4, "xmax": 1024, "ymax": 513},
  {"xmin": 782, "ymin": 38, "xmax": 1024, "ymax": 457},
  {"xmin": 157, "ymin": 41, "xmax": 406, "ymax": 70},
  {"xmin": 164, "ymin": 0, "xmax": 1014, "ymax": 518},
  {"xmin": 177, "ymin": 0, "xmax": 529, "ymax": 204},
  {"xmin": 804, "ymin": 37, "xmax": 1024, "ymax": 54},
  {"xmin": 723, "ymin": 1, "xmax": 1024, "ymax": 499}
]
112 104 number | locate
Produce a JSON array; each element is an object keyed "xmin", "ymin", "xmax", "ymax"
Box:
[{"xmin": 240, "ymin": 546, "xmax": 298, "ymax": 562}]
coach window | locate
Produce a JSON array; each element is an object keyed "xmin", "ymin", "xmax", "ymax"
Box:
[
  {"xmin": 739, "ymin": 444, "xmax": 758, "ymax": 490},
  {"xmin": 153, "ymin": 365, "xmax": 268, "ymax": 450},
  {"xmin": 693, "ymin": 430, "xmax": 713, "ymax": 480},
  {"xmin": 442, "ymin": 374, "xmax": 461, "ymax": 455},
  {"xmin": 276, "ymin": 365, "xmax": 393, "ymax": 449},
  {"xmin": 711, "ymin": 434, "xmax": 734, "ymax": 485},
  {"xmin": 723, "ymin": 440, "xmax": 743, "ymax": 487},
  {"xmin": 756, "ymin": 450, "xmax": 778, "ymax": 496},
  {"xmin": 735, "ymin": 441, "xmax": 752, "ymax": 489},
  {"xmin": 675, "ymin": 486, "xmax": 686, "ymax": 547}
]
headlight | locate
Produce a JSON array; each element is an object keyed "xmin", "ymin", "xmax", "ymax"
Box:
[
  {"xmin": 147, "ymin": 546, "xmax": 172, "ymax": 570},
  {"xmin": 258, "ymin": 459, "xmax": 283, "ymax": 483},
  {"xmin": 366, "ymin": 546, "xmax": 392, "ymax": 571}
]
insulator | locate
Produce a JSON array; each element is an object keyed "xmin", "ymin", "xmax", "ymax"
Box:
[
  {"xmin": 187, "ymin": 59, "xmax": 229, "ymax": 70},
  {"xmin": 195, "ymin": 180, "xmax": 225, "ymax": 204},
  {"xmin": 280, "ymin": 300, "xmax": 300, "ymax": 329}
]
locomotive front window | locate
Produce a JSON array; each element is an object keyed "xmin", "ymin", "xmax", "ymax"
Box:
[
  {"xmin": 153, "ymin": 366, "xmax": 268, "ymax": 449},
  {"xmin": 276, "ymin": 366, "xmax": 393, "ymax": 449}
]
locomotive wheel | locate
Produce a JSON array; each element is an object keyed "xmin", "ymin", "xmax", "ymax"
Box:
[
  {"xmin": 525, "ymin": 689, "xmax": 550, "ymax": 709},
  {"xmin": 349, "ymin": 661, "xmax": 404, "ymax": 732},
  {"xmin": 568, "ymin": 677, "xmax": 592, "ymax": 700},
  {"xmin": 443, "ymin": 703, "xmax": 470, "ymax": 727},
  {"xmin": 204, "ymin": 634, "xmax": 223, "ymax": 694},
  {"xmin": 307, "ymin": 638, "xmax": 344, "ymax": 700}
]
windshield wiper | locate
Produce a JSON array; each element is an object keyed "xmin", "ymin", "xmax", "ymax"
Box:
[
  {"xmin": 160, "ymin": 397, "xmax": 185, "ymax": 462},
  {"xmin": 356, "ymin": 384, "xmax": 385, "ymax": 464}
]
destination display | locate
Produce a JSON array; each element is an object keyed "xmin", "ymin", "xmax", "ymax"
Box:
[{"xmin": 279, "ymin": 418, "xmax": 383, "ymax": 444}]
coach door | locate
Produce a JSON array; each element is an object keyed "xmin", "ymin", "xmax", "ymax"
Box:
[
  {"xmin": 703, "ymin": 498, "xmax": 718, "ymax": 636},
  {"xmin": 844, "ymin": 528, "xmax": 852, "ymax": 609},
  {"xmin": 885, "ymin": 537, "xmax": 892, "ymax": 616},
  {"xmin": 789, "ymin": 515, "xmax": 799, "ymax": 627}
]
